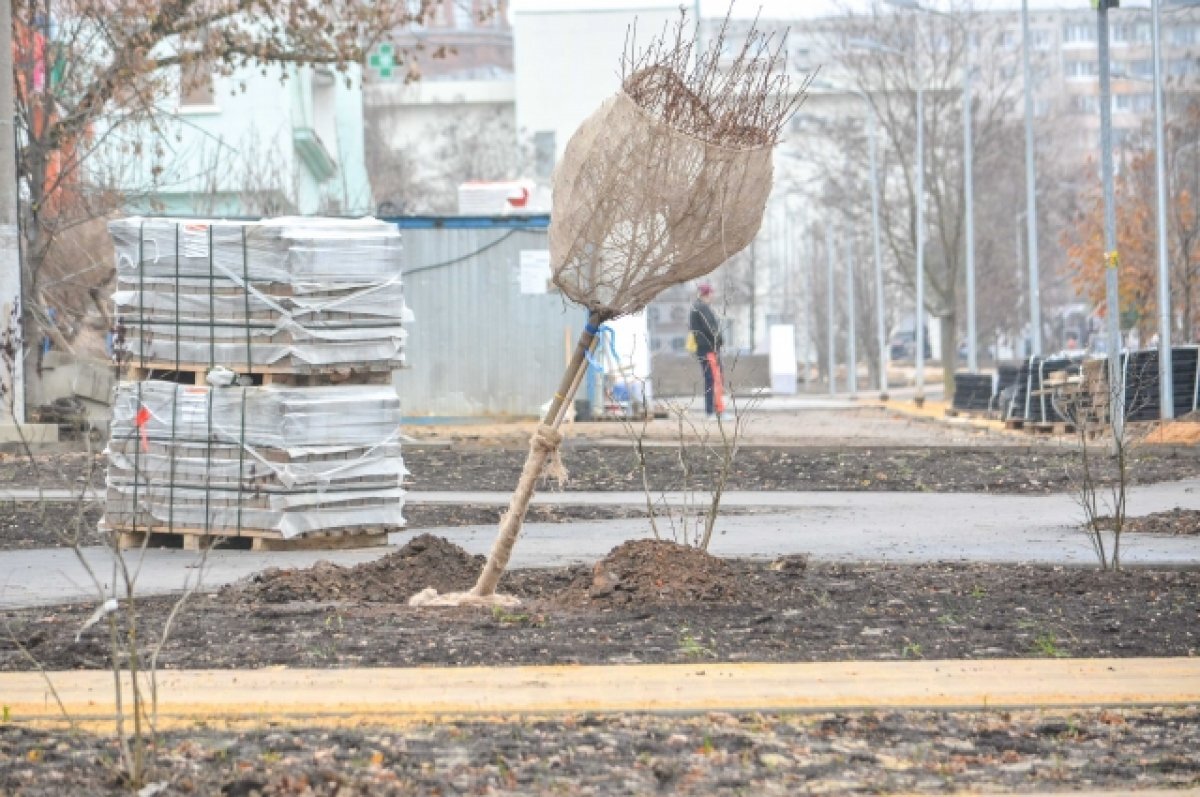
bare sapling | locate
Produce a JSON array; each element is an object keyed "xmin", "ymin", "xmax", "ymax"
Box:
[
  {"xmin": 1058, "ymin": 355, "xmax": 1153, "ymax": 571},
  {"xmin": 410, "ymin": 9, "xmax": 807, "ymax": 607},
  {"xmin": 621, "ymin": 362, "xmax": 759, "ymax": 552},
  {"xmin": 2, "ymin": 310, "xmax": 217, "ymax": 788}
]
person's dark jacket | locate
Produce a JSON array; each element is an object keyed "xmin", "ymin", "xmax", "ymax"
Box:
[{"xmin": 689, "ymin": 300, "xmax": 722, "ymax": 357}]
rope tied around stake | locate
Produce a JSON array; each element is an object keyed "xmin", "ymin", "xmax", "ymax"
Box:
[{"xmin": 532, "ymin": 424, "xmax": 568, "ymax": 487}]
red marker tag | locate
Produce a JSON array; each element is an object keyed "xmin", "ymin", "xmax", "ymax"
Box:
[{"xmin": 135, "ymin": 405, "xmax": 151, "ymax": 453}]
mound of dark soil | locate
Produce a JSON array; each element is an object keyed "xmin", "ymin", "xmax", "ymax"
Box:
[
  {"xmin": 233, "ymin": 534, "xmax": 484, "ymax": 603},
  {"xmin": 558, "ymin": 539, "xmax": 746, "ymax": 607},
  {"xmin": 1101, "ymin": 507, "xmax": 1200, "ymax": 536}
]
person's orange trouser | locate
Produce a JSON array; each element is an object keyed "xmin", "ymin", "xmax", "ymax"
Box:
[{"xmin": 702, "ymin": 352, "xmax": 725, "ymax": 414}]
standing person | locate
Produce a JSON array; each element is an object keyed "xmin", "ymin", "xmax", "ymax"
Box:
[{"xmin": 689, "ymin": 282, "xmax": 727, "ymax": 418}]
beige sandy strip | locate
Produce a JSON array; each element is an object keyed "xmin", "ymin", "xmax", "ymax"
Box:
[{"xmin": 2, "ymin": 658, "xmax": 1198, "ymax": 731}]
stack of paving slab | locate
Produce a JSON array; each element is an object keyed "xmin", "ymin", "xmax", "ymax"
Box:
[{"xmin": 101, "ymin": 217, "xmax": 409, "ymax": 550}]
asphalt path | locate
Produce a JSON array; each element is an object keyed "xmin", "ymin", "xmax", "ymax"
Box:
[{"xmin": 1, "ymin": 479, "xmax": 1197, "ymax": 609}]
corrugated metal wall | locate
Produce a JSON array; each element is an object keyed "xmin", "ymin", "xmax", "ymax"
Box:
[{"xmin": 391, "ymin": 217, "xmax": 584, "ymax": 418}]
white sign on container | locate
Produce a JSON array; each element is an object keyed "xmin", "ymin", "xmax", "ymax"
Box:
[
  {"xmin": 519, "ymin": 249, "xmax": 552, "ymax": 294},
  {"xmin": 769, "ymin": 324, "xmax": 798, "ymax": 395}
]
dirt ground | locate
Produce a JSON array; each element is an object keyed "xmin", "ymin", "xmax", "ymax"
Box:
[
  {"xmin": 5, "ymin": 440, "xmax": 1199, "ymax": 497},
  {"xmin": 3, "ymin": 706, "xmax": 1198, "ymax": 796},
  {"xmin": 0, "ymin": 503, "xmax": 104, "ymax": 550},
  {"xmin": 401, "ymin": 445, "xmax": 1200, "ymax": 494},
  {"xmin": 4, "ymin": 538, "xmax": 1196, "ymax": 671},
  {"xmin": 1114, "ymin": 507, "xmax": 1200, "ymax": 536}
]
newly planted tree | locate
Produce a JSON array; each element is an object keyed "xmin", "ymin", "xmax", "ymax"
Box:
[{"xmin": 411, "ymin": 12, "xmax": 808, "ymax": 606}]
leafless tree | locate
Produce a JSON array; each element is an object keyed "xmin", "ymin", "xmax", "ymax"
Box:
[
  {"xmin": 13, "ymin": 0, "xmax": 489, "ymax": 359},
  {"xmin": 810, "ymin": 1, "xmax": 1036, "ymax": 392}
]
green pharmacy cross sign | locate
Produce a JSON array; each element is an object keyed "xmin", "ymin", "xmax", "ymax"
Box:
[{"xmin": 369, "ymin": 43, "xmax": 398, "ymax": 79}]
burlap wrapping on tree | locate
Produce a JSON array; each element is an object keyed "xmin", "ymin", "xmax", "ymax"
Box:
[{"xmin": 550, "ymin": 90, "xmax": 774, "ymax": 318}]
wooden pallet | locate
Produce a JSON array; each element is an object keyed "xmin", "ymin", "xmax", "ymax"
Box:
[
  {"xmin": 1030, "ymin": 421, "xmax": 1076, "ymax": 435},
  {"xmin": 113, "ymin": 525, "xmax": 392, "ymax": 552},
  {"xmin": 945, "ymin": 407, "xmax": 997, "ymax": 420},
  {"xmin": 119, "ymin": 360, "xmax": 395, "ymax": 386}
]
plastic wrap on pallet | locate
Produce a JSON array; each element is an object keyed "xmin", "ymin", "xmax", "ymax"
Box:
[
  {"xmin": 103, "ymin": 381, "xmax": 406, "ymax": 539},
  {"xmin": 109, "ymin": 216, "xmax": 411, "ymax": 371},
  {"xmin": 1005, "ymin": 355, "xmax": 1082, "ymax": 423}
]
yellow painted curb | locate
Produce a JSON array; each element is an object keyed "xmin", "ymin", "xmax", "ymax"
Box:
[
  {"xmin": 885, "ymin": 399, "xmax": 1008, "ymax": 433},
  {"xmin": 2, "ymin": 658, "xmax": 1198, "ymax": 731}
]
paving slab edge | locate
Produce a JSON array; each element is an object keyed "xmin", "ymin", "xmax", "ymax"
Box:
[{"xmin": 2, "ymin": 658, "xmax": 1197, "ymax": 732}]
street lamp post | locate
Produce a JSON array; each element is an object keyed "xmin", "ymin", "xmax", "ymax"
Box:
[
  {"xmin": 806, "ymin": 227, "xmax": 817, "ymax": 388},
  {"xmin": 1098, "ymin": 1, "xmax": 1125, "ymax": 441},
  {"xmin": 1151, "ymin": 0, "xmax": 1174, "ymax": 419},
  {"xmin": 848, "ymin": 33, "xmax": 926, "ymax": 403},
  {"xmin": 891, "ymin": 0, "xmax": 979, "ymax": 373},
  {"xmin": 1021, "ymin": 0, "xmax": 1043, "ymax": 357},
  {"xmin": 846, "ymin": 229, "xmax": 858, "ymax": 397},
  {"xmin": 915, "ymin": 86, "xmax": 927, "ymax": 405},
  {"xmin": 867, "ymin": 103, "xmax": 889, "ymax": 399},
  {"xmin": 826, "ymin": 226, "xmax": 837, "ymax": 396},
  {"xmin": 811, "ymin": 81, "xmax": 890, "ymax": 399},
  {"xmin": 962, "ymin": 41, "xmax": 977, "ymax": 372}
]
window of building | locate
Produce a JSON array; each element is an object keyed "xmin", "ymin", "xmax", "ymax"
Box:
[
  {"xmin": 1063, "ymin": 23, "xmax": 1094, "ymax": 45},
  {"xmin": 179, "ymin": 57, "xmax": 215, "ymax": 108},
  {"xmin": 1111, "ymin": 23, "xmax": 1150, "ymax": 44},
  {"xmin": 999, "ymin": 29, "xmax": 1018, "ymax": 49},
  {"xmin": 1112, "ymin": 93, "xmax": 1151, "ymax": 113},
  {"xmin": 1127, "ymin": 59, "xmax": 1154, "ymax": 79},
  {"xmin": 1071, "ymin": 94, "xmax": 1099, "ymax": 114},
  {"xmin": 1065, "ymin": 59, "xmax": 1098, "ymax": 79},
  {"xmin": 1032, "ymin": 28, "xmax": 1053, "ymax": 50},
  {"xmin": 1170, "ymin": 58, "xmax": 1200, "ymax": 77},
  {"xmin": 533, "ymin": 130, "xmax": 556, "ymax": 180},
  {"xmin": 1170, "ymin": 25, "xmax": 1198, "ymax": 47}
]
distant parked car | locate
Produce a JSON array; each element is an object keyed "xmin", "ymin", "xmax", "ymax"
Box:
[{"xmin": 889, "ymin": 328, "xmax": 931, "ymax": 361}]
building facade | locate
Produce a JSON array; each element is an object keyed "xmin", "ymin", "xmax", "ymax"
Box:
[{"xmin": 98, "ymin": 60, "xmax": 373, "ymax": 218}]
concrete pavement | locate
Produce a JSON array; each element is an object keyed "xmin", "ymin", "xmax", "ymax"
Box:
[
  {"xmin": 1, "ymin": 479, "xmax": 1197, "ymax": 609},
  {"xmin": 4, "ymin": 658, "xmax": 1198, "ymax": 731}
]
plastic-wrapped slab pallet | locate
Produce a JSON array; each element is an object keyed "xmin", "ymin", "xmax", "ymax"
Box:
[
  {"xmin": 102, "ymin": 381, "xmax": 406, "ymax": 542},
  {"xmin": 110, "ymin": 216, "xmax": 411, "ymax": 374}
]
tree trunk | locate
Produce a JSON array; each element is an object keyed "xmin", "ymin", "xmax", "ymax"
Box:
[{"xmin": 939, "ymin": 310, "xmax": 957, "ymax": 401}]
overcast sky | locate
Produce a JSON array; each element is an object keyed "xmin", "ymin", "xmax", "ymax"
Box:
[{"xmin": 512, "ymin": 0, "xmax": 1154, "ymax": 16}]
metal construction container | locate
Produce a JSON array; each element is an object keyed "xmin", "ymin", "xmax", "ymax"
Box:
[{"xmin": 389, "ymin": 215, "xmax": 585, "ymax": 419}]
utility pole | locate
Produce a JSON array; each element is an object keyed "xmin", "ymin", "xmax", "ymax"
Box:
[
  {"xmin": 826, "ymin": 225, "xmax": 836, "ymax": 396},
  {"xmin": 0, "ymin": 0, "xmax": 26, "ymax": 424},
  {"xmin": 1151, "ymin": 0, "xmax": 1174, "ymax": 420},
  {"xmin": 865, "ymin": 94, "xmax": 888, "ymax": 400},
  {"xmin": 1098, "ymin": 0, "xmax": 1125, "ymax": 441},
  {"xmin": 845, "ymin": 230, "xmax": 857, "ymax": 397},
  {"xmin": 963, "ymin": 33, "xmax": 978, "ymax": 372},
  {"xmin": 805, "ymin": 227, "xmax": 816, "ymax": 390},
  {"xmin": 1021, "ymin": 0, "xmax": 1042, "ymax": 357},
  {"xmin": 914, "ymin": 87, "xmax": 926, "ymax": 405}
]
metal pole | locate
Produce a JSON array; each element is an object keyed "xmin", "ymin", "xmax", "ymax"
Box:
[
  {"xmin": 1098, "ymin": 2, "xmax": 1125, "ymax": 440},
  {"xmin": 1152, "ymin": 0, "xmax": 1174, "ymax": 419},
  {"xmin": 826, "ymin": 225, "xmax": 837, "ymax": 396},
  {"xmin": 0, "ymin": 0, "xmax": 25, "ymax": 425},
  {"xmin": 915, "ymin": 88, "xmax": 926, "ymax": 404},
  {"xmin": 1015, "ymin": 212, "xmax": 1025, "ymax": 356},
  {"xmin": 963, "ymin": 36, "xmax": 978, "ymax": 372},
  {"xmin": 805, "ymin": 228, "xmax": 816, "ymax": 389},
  {"xmin": 1021, "ymin": 0, "xmax": 1042, "ymax": 357},
  {"xmin": 867, "ymin": 100, "xmax": 889, "ymax": 399},
  {"xmin": 846, "ymin": 230, "xmax": 858, "ymax": 397}
]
